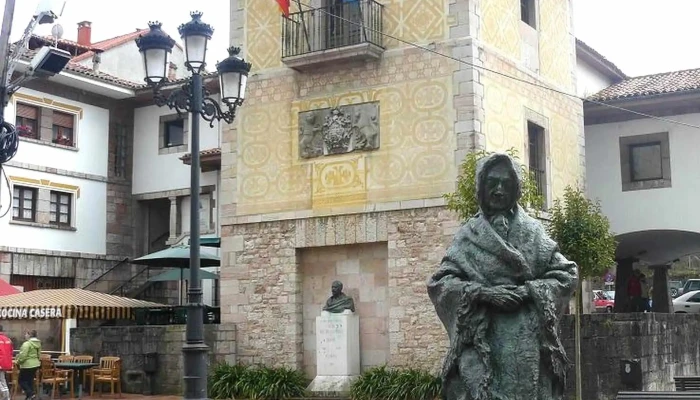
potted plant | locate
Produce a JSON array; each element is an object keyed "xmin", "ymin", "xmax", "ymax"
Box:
[
  {"xmin": 16, "ymin": 125, "xmax": 35, "ymax": 139},
  {"xmin": 54, "ymin": 135, "xmax": 73, "ymax": 146}
]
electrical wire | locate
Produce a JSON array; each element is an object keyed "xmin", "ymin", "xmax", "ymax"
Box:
[
  {"xmin": 291, "ymin": 2, "xmax": 700, "ymax": 131},
  {"xmin": 0, "ymin": 119, "xmax": 19, "ymax": 218}
]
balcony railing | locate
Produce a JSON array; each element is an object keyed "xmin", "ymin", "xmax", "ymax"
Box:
[{"xmin": 281, "ymin": 0, "xmax": 384, "ymax": 60}]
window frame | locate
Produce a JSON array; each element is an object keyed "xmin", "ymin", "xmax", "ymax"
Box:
[
  {"xmin": 12, "ymin": 185, "xmax": 37, "ymax": 222},
  {"xmin": 49, "ymin": 190, "xmax": 73, "ymax": 227},
  {"xmin": 629, "ymin": 141, "xmax": 663, "ymax": 182},
  {"xmin": 619, "ymin": 132, "xmax": 671, "ymax": 192},
  {"xmin": 525, "ymin": 114, "xmax": 549, "ymax": 210},
  {"xmin": 164, "ymin": 119, "xmax": 185, "ymax": 148},
  {"xmin": 520, "ymin": 0, "xmax": 537, "ymax": 29},
  {"xmin": 15, "ymin": 103, "xmax": 40, "ymax": 139}
]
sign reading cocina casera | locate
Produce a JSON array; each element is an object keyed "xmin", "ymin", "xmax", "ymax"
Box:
[{"xmin": 0, "ymin": 307, "xmax": 63, "ymax": 319}]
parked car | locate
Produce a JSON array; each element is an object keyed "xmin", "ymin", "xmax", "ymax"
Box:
[
  {"xmin": 678, "ymin": 279, "xmax": 700, "ymax": 297},
  {"xmin": 670, "ymin": 280, "xmax": 683, "ymax": 298},
  {"xmin": 673, "ymin": 290, "xmax": 700, "ymax": 313},
  {"xmin": 593, "ymin": 290, "xmax": 614, "ymax": 313}
]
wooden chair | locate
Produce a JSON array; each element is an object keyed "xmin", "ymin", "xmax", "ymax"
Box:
[
  {"xmin": 90, "ymin": 357, "xmax": 121, "ymax": 397},
  {"xmin": 72, "ymin": 355, "xmax": 94, "ymax": 389},
  {"xmin": 8, "ymin": 362, "xmax": 20, "ymax": 399},
  {"xmin": 56, "ymin": 355, "xmax": 75, "ymax": 393},
  {"xmin": 37, "ymin": 358, "xmax": 72, "ymax": 399}
]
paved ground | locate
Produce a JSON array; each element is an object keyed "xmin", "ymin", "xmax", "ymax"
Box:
[{"xmin": 11, "ymin": 394, "xmax": 181, "ymax": 400}]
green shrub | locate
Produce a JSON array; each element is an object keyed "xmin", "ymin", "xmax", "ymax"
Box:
[
  {"xmin": 209, "ymin": 363, "xmax": 248, "ymax": 399},
  {"xmin": 208, "ymin": 362, "xmax": 308, "ymax": 399},
  {"xmin": 351, "ymin": 366, "xmax": 441, "ymax": 400}
]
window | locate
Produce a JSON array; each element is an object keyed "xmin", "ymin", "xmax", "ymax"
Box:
[
  {"xmin": 688, "ymin": 293, "xmax": 700, "ymax": 303},
  {"xmin": 52, "ymin": 111, "xmax": 75, "ymax": 146},
  {"xmin": 527, "ymin": 121, "xmax": 547, "ymax": 208},
  {"xmin": 521, "ymin": 0, "xmax": 537, "ymax": 28},
  {"xmin": 12, "ymin": 185, "xmax": 37, "ymax": 222},
  {"xmin": 15, "ymin": 103, "xmax": 39, "ymax": 139},
  {"xmin": 50, "ymin": 191, "xmax": 72, "ymax": 226},
  {"xmin": 619, "ymin": 132, "xmax": 671, "ymax": 191},
  {"xmin": 114, "ymin": 124, "xmax": 128, "ymax": 177},
  {"xmin": 630, "ymin": 142, "xmax": 663, "ymax": 181},
  {"xmin": 164, "ymin": 119, "xmax": 185, "ymax": 147}
]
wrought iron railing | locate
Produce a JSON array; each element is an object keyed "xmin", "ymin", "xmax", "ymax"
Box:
[
  {"xmin": 531, "ymin": 167, "xmax": 547, "ymax": 209},
  {"xmin": 281, "ymin": 0, "xmax": 384, "ymax": 58}
]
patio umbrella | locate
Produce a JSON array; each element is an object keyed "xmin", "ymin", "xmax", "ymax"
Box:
[
  {"xmin": 132, "ymin": 245, "xmax": 220, "ymax": 305},
  {"xmin": 0, "ymin": 279, "xmax": 21, "ymax": 296},
  {"xmin": 148, "ymin": 268, "xmax": 218, "ymax": 282},
  {"xmin": 188, "ymin": 236, "xmax": 221, "ymax": 248},
  {"xmin": 132, "ymin": 245, "xmax": 220, "ymax": 267}
]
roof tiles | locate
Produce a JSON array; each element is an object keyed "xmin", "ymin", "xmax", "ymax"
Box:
[{"xmin": 589, "ymin": 68, "xmax": 700, "ymax": 102}]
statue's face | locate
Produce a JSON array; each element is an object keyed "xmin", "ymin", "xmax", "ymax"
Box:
[
  {"xmin": 484, "ymin": 162, "xmax": 516, "ymax": 213},
  {"xmin": 331, "ymin": 282, "xmax": 342, "ymax": 296}
]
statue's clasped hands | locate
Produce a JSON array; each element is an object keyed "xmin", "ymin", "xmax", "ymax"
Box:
[{"xmin": 480, "ymin": 285, "xmax": 529, "ymax": 312}]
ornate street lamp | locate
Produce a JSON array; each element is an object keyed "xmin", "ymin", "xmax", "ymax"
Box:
[{"xmin": 135, "ymin": 11, "xmax": 251, "ymax": 400}]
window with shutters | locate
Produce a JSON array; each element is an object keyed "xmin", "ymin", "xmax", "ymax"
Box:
[
  {"xmin": 15, "ymin": 103, "xmax": 39, "ymax": 139},
  {"xmin": 50, "ymin": 190, "xmax": 73, "ymax": 226},
  {"xmin": 12, "ymin": 185, "xmax": 37, "ymax": 222},
  {"xmin": 52, "ymin": 111, "xmax": 75, "ymax": 147}
]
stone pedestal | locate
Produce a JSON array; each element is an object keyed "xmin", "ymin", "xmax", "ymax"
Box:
[{"xmin": 307, "ymin": 311, "xmax": 360, "ymax": 394}]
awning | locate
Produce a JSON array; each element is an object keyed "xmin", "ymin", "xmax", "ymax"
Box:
[
  {"xmin": 0, "ymin": 288, "xmax": 165, "ymax": 320},
  {"xmin": 0, "ymin": 279, "xmax": 21, "ymax": 296}
]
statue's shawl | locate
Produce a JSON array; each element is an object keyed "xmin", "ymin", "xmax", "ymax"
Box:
[{"xmin": 427, "ymin": 153, "xmax": 578, "ymax": 400}]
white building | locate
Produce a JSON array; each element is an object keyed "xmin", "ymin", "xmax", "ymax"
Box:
[
  {"xmin": 581, "ymin": 44, "xmax": 698, "ymax": 311},
  {"xmin": 0, "ymin": 21, "xmax": 219, "ymax": 306}
]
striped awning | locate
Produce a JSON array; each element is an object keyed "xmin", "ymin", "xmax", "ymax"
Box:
[{"xmin": 0, "ymin": 288, "xmax": 165, "ymax": 320}]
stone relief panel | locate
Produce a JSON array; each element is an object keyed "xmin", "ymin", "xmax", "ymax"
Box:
[
  {"xmin": 299, "ymin": 102, "xmax": 380, "ymax": 159},
  {"xmin": 236, "ymin": 75, "xmax": 455, "ymax": 216}
]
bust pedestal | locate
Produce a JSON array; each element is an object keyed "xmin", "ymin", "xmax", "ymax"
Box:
[{"xmin": 307, "ymin": 310, "xmax": 360, "ymax": 394}]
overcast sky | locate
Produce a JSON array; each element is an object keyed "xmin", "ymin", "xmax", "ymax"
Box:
[
  {"xmin": 4, "ymin": 0, "xmax": 230, "ymax": 74},
  {"xmin": 2, "ymin": 0, "xmax": 697, "ymax": 79}
]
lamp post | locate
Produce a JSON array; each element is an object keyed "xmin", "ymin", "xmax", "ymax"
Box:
[{"xmin": 135, "ymin": 11, "xmax": 251, "ymax": 399}]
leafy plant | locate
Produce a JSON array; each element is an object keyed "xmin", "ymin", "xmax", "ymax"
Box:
[
  {"xmin": 444, "ymin": 148, "xmax": 544, "ymax": 220},
  {"xmin": 351, "ymin": 366, "xmax": 441, "ymax": 400},
  {"xmin": 209, "ymin": 363, "xmax": 249, "ymax": 399},
  {"xmin": 208, "ymin": 363, "xmax": 308, "ymax": 399},
  {"xmin": 548, "ymin": 185, "xmax": 617, "ymax": 283}
]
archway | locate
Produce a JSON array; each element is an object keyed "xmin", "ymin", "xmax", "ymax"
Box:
[{"xmin": 613, "ymin": 230, "xmax": 700, "ymax": 312}]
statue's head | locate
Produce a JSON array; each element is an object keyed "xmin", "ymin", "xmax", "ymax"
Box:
[
  {"xmin": 331, "ymin": 280, "xmax": 343, "ymax": 296},
  {"xmin": 475, "ymin": 153, "xmax": 522, "ymax": 216}
]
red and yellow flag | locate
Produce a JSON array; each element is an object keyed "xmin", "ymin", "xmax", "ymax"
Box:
[{"xmin": 276, "ymin": 0, "xmax": 290, "ymax": 16}]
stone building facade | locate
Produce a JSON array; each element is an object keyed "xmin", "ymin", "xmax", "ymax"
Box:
[{"xmin": 220, "ymin": 0, "xmax": 583, "ymax": 374}]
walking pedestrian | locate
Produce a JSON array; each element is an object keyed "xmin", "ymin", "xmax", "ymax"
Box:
[{"xmin": 16, "ymin": 330, "xmax": 41, "ymax": 400}]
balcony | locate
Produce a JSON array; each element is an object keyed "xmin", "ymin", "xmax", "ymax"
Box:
[{"xmin": 281, "ymin": 0, "xmax": 385, "ymax": 71}]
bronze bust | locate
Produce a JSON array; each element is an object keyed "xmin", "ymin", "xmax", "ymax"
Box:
[{"xmin": 322, "ymin": 280, "xmax": 355, "ymax": 313}]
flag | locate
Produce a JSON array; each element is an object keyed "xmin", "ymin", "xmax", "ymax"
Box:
[{"xmin": 276, "ymin": 0, "xmax": 290, "ymax": 17}]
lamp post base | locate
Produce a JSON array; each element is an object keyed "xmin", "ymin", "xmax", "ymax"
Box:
[{"xmin": 182, "ymin": 339, "xmax": 210, "ymax": 399}]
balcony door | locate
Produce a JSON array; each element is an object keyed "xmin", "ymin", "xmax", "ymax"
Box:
[{"xmin": 326, "ymin": 0, "xmax": 363, "ymax": 49}]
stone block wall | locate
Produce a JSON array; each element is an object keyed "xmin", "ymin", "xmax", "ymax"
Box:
[
  {"xmin": 560, "ymin": 313, "xmax": 700, "ymax": 400},
  {"xmin": 220, "ymin": 206, "xmax": 457, "ymax": 374},
  {"xmin": 300, "ymin": 243, "xmax": 389, "ymax": 377},
  {"xmin": 71, "ymin": 324, "xmax": 236, "ymax": 395}
]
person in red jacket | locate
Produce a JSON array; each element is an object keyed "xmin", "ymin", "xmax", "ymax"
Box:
[
  {"xmin": 0, "ymin": 325, "xmax": 13, "ymax": 400},
  {"xmin": 627, "ymin": 269, "xmax": 643, "ymax": 312}
]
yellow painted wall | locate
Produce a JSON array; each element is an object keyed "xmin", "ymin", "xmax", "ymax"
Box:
[
  {"xmin": 481, "ymin": 0, "xmax": 574, "ymax": 90},
  {"xmin": 482, "ymin": 55, "xmax": 582, "ymax": 199},
  {"xmin": 236, "ymin": 50, "xmax": 456, "ymax": 216},
  {"xmin": 244, "ymin": 0, "xmax": 448, "ymax": 72}
]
